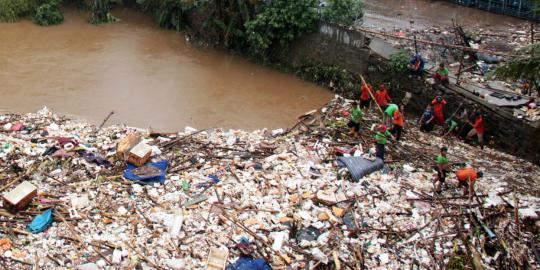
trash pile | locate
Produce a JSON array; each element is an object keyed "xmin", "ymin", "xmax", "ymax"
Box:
[
  {"xmin": 1, "ymin": 99, "xmax": 539, "ymax": 269},
  {"xmin": 358, "ymin": 22, "xmax": 538, "ymax": 97}
]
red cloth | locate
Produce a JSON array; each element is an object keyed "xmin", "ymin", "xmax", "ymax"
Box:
[
  {"xmin": 473, "ymin": 116, "xmax": 484, "ymax": 135},
  {"xmin": 360, "ymin": 85, "xmax": 371, "ymax": 101},
  {"xmin": 375, "ymin": 90, "xmax": 390, "ymax": 106},
  {"xmin": 431, "ymin": 99, "xmax": 447, "ymax": 117}
]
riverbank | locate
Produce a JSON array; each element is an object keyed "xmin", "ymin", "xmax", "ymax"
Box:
[{"xmin": 1, "ymin": 98, "xmax": 539, "ymax": 269}]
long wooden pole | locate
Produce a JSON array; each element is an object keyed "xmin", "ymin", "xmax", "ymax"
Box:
[{"xmin": 359, "ymin": 75, "xmax": 385, "ymax": 117}]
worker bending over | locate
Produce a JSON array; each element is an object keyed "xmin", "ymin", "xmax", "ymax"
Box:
[{"xmin": 456, "ymin": 167, "xmax": 483, "ymax": 197}]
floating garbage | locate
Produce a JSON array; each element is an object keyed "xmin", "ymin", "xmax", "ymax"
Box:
[{"xmin": 0, "ymin": 98, "xmax": 538, "ymax": 269}]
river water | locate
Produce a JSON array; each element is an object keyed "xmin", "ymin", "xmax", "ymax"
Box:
[{"xmin": 0, "ymin": 8, "xmax": 332, "ymax": 131}]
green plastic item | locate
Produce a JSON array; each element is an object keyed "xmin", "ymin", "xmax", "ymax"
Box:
[{"xmin": 181, "ymin": 180, "xmax": 190, "ymax": 191}]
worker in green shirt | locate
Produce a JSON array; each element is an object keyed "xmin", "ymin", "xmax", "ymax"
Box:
[
  {"xmin": 434, "ymin": 63, "xmax": 449, "ymax": 84},
  {"xmin": 347, "ymin": 101, "xmax": 363, "ymax": 138},
  {"xmin": 375, "ymin": 124, "xmax": 395, "ymax": 161},
  {"xmin": 384, "ymin": 103, "xmax": 398, "ymax": 126},
  {"xmin": 443, "ymin": 119, "xmax": 459, "ymax": 137},
  {"xmin": 434, "ymin": 146, "xmax": 450, "ymax": 194}
]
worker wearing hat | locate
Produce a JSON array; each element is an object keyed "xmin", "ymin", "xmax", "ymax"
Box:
[{"xmin": 375, "ymin": 124, "xmax": 395, "ymax": 161}]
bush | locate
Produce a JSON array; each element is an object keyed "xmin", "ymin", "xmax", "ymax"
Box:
[
  {"xmin": 389, "ymin": 50, "xmax": 410, "ymax": 73},
  {"xmin": 245, "ymin": 0, "xmax": 318, "ymax": 60},
  {"xmin": 0, "ymin": 0, "xmax": 40, "ymax": 22},
  {"xmin": 296, "ymin": 58, "xmax": 358, "ymax": 96},
  {"xmin": 321, "ymin": 0, "xmax": 363, "ymax": 26},
  {"xmin": 33, "ymin": 2, "xmax": 63, "ymax": 26}
]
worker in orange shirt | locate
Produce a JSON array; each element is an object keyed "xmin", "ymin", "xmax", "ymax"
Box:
[
  {"xmin": 456, "ymin": 167, "xmax": 483, "ymax": 196},
  {"xmin": 375, "ymin": 84, "xmax": 391, "ymax": 110},
  {"xmin": 360, "ymin": 84, "xmax": 372, "ymax": 113},
  {"xmin": 391, "ymin": 104, "xmax": 405, "ymax": 141}
]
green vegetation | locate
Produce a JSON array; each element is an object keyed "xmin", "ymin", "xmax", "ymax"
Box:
[
  {"xmin": 447, "ymin": 255, "xmax": 466, "ymax": 270},
  {"xmin": 491, "ymin": 43, "xmax": 540, "ymax": 94},
  {"xmin": 245, "ymin": 0, "xmax": 318, "ymax": 60},
  {"xmin": 196, "ymin": 0, "xmax": 258, "ymax": 52},
  {"xmin": 155, "ymin": 0, "xmax": 191, "ymax": 30},
  {"xmin": 389, "ymin": 50, "xmax": 411, "ymax": 72},
  {"xmin": 33, "ymin": 2, "xmax": 63, "ymax": 26},
  {"xmin": 0, "ymin": 0, "xmax": 40, "ymax": 22},
  {"xmin": 296, "ymin": 58, "xmax": 358, "ymax": 96},
  {"xmin": 321, "ymin": 0, "xmax": 362, "ymax": 26},
  {"xmin": 89, "ymin": 0, "xmax": 118, "ymax": 24}
]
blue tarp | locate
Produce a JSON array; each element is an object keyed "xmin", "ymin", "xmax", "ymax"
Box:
[
  {"xmin": 337, "ymin": 156, "xmax": 384, "ymax": 182},
  {"xmin": 123, "ymin": 160, "xmax": 168, "ymax": 184},
  {"xmin": 226, "ymin": 256, "xmax": 271, "ymax": 270},
  {"xmin": 27, "ymin": 208, "xmax": 54, "ymax": 234}
]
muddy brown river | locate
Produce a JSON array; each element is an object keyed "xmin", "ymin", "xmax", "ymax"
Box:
[{"xmin": 0, "ymin": 8, "xmax": 332, "ymax": 131}]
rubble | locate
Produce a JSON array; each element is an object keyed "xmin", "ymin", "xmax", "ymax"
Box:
[
  {"xmin": 0, "ymin": 98, "xmax": 539, "ymax": 269},
  {"xmin": 358, "ymin": 21, "xmax": 540, "ymax": 101}
]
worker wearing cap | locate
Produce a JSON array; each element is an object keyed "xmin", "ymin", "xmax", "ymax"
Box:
[
  {"xmin": 375, "ymin": 124, "xmax": 395, "ymax": 161},
  {"xmin": 431, "ymin": 96, "xmax": 447, "ymax": 126},
  {"xmin": 375, "ymin": 84, "xmax": 391, "ymax": 110},
  {"xmin": 456, "ymin": 167, "xmax": 483, "ymax": 196},
  {"xmin": 434, "ymin": 146, "xmax": 450, "ymax": 194}
]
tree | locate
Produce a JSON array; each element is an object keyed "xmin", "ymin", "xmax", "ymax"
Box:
[
  {"xmin": 491, "ymin": 43, "xmax": 540, "ymax": 94},
  {"xmin": 245, "ymin": 0, "xmax": 318, "ymax": 60},
  {"xmin": 196, "ymin": 0, "xmax": 259, "ymax": 51},
  {"xmin": 321, "ymin": 0, "xmax": 363, "ymax": 26}
]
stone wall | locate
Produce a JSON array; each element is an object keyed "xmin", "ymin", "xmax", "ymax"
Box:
[{"xmin": 286, "ymin": 22, "xmax": 540, "ymax": 164}]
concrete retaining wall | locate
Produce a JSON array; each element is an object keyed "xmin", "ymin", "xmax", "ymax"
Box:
[{"xmin": 286, "ymin": 22, "xmax": 540, "ymax": 164}]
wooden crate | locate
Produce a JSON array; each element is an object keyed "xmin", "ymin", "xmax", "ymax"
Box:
[
  {"xmin": 128, "ymin": 142, "xmax": 152, "ymax": 166},
  {"xmin": 3, "ymin": 181, "xmax": 37, "ymax": 211},
  {"xmin": 116, "ymin": 133, "xmax": 142, "ymax": 161}
]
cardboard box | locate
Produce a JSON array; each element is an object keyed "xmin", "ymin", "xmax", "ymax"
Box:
[
  {"xmin": 205, "ymin": 247, "xmax": 228, "ymax": 270},
  {"xmin": 3, "ymin": 181, "xmax": 37, "ymax": 211},
  {"xmin": 116, "ymin": 133, "xmax": 142, "ymax": 161},
  {"xmin": 128, "ymin": 142, "xmax": 152, "ymax": 166}
]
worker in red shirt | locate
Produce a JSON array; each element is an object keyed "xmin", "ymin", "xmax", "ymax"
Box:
[
  {"xmin": 431, "ymin": 96, "xmax": 447, "ymax": 126},
  {"xmin": 360, "ymin": 84, "xmax": 372, "ymax": 112},
  {"xmin": 375, "ymin": 84, "xmax": 391, "ymax": 110},
  {"xmin": 466, "ymin": 112, "xmax": 484, "ymax": 149},
  {"xmin": 456, "ymin": 167, "xmax": 483, "ymax": 196}
]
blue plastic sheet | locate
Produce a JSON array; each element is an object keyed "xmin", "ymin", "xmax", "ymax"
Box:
[
  {"xmin": 123, "ymin": 160, "xmax": 168, "ymax": 184},
  {"xmin": 27, "ymin": 208, "xmax": 54, "ymax": 234},
  {"xmin": 226, "ymin": 256, "xmax": 271, "ymax": 270}
]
